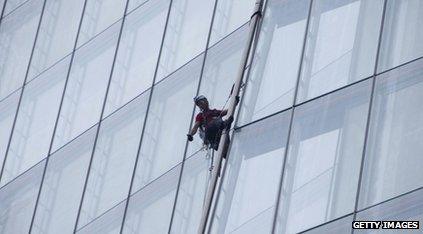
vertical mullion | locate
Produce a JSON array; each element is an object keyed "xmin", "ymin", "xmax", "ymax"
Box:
[
  {"xmin": 351, "ymin": 0, "xmax": 389, "ymax": 233},
  {"xmin": 0, "ymin": 0, "xmax": 47, "ymax": 184},
  {"xmin": 270, "ymin": 0, "xmax": 314, "ymax": 232},
  {"xmin": 166, "ymin": 0, "xmax": 220, "ymax": 232},
  {"xmin": 118, "ymin": 0, "xmax": 174, "ymax": 233},
  {"xmin": 0, "ymin": 0, "xmax": 7, "ymax": 27},
  {"xmin": 72, "ymin": 0, "xmax": 132, "ymax": 232},
  {"xmin": 27, "ymin": 0, "xmax": 90, "ymax": 232}
]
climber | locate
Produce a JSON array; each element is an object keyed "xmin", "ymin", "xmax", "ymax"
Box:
[{"xmin": 187, "ymin": 95, "xmax": 233, "ymax": 151}]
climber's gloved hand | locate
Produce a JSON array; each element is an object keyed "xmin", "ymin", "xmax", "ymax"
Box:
[{"xmin": 187, "ymin": 134, "xmax": 194, "ymax": 142}]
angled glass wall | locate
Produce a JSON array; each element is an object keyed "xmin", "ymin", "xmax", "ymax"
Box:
[
  {"xmin": 132, "ymin": 54, "xmax": 202, "ymax": 192},
  {"xmin": 297, "ymin": 0, "xmax": 384, "ymax": 103},
  {"xmin": 27, "ymin": 0, "xmax": 85, "ymax": 81},
  {"xmin": 77, "ymin": 201, "xmax": 126, "ymax": 234},
  {"xmin": 155, "ymin": 0, "xmax": 214, "ymax": 82},
  {"xmin": 211, "ymin": 111, "xmax": 290, "ymax": 234},
  {"xmin": 359, "ymin": 59, "xmax": 423, "ymax": 210},
  {"xmin": 0, "ymin": 0, "xmax": 43, "ymax": 100},
  {"xmin": 77, "ymin": 92, "xmax": 149, "ymax": 228},
  {"xmin": 31, "ymin": 126, "xmax": 97, "ymax": 234},
  {"xmin": 275, "ymin": 80, "xmax": 371, "ymax": 234},
  {"xmin": 52, "ymin": 21, "xmax": 120, "ymax": 151},
  {"xmin": 1, "ymin": 56, "xmax": 70, "ymax": 186},
  {"xmin": 104, "ymin": 0, "xmax": 170, "ymax": 116},
  {"xmin": 239, "ymin": 0, "xmax": 310, "ymax": 126}
]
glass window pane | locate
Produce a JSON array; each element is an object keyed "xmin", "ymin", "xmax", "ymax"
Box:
[
  {"xmin": 1, "ymin": 56, "xmax": 70, "ymax": 186},
  {"xmin": 303, "ymin": 215, "xmax": 353, "ymax": 234},
  {"xmin": 3, "ymin": 0, "xmax": 28, "ymax": 15},
  {"xmin": 0, "ymin": 91, "xmax": 20, "ymax": 172},
  {"xmin": 170, "ymin": 151, "xmax": 211, "ymax": 234},
  {"xmin": 77, "ymin": 201, "xmax": 125, "ymax": 234},
  {"xmin": 104, "ymin": 0, "xmax": 170, "ymax": 116},
  {"xmin": 238, "ymin": 0, "xmax": 310, "ymax": 126},
  {"xmin": 0, "ymin": 0, "xmax": 43, "ymax": 100},
  {"xmin": 155, "ymin": 0, "xmax": 214, "ymax": 82},
  {"xmin": 275, "ymin": 80, "xmax": 371, "ymax": 234},
  {"xmin": 122, "ymin": 164, "xmax": 181, "ymax": 234},
  {"xmin": 378, "ymin": 0, "xmax": 423, "ymax": 72},
  {"xmin": 78, "ymin": 92, "xmax": 149, "ymax": 228},
  {"xmin": 31, "ymin": 126, "xmax": 97, "ymax": 234},
  {"xmin": 52, "ymin": 22, "xmax": 120, "ymax": 151},
  {"xmin": 211, "ymin": 111, "xmax": 291, "ymax": 234},
  {"xmin": 186, "ymin": 25, "xmax": 248, "ymax": 155},
  {"xmin": 77, "ymin": 0, "xmax": 126, "ymax": 47},
  {"xmin": 0, "ymin": 160, "xmax": 45, "ymax": 234},
  {"xmin": 127, "ymin": 0, "xmax": 149, "ymax": 13},
  {"xmin": 359, "ymin": 59, "xmax": 423, "ymax": 209},
  {"xmin": 132, "ymin": 55, "xmax": 202, "ymax": 192},
  {"xmin": 297, "ymin": 0, "xmax": 384, "ymax": 103},
  {"xmin": 28, "ymin": 0, "xmax": 85, "ymax": 81},
  {"xmin": 355, "ymin": 188, "xmax": 423, "ymax": 234},
  {"xmin": 209, "ymin": 0, "xmax": 255, "ymax": 45}
]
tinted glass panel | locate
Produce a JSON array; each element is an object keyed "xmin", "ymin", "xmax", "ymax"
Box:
[
  {"xmin": 209, "ymin": 0, "xmax": 254, "ymax": 45},
  {"xmin": 78, "ymin": 92, "xmax": 149, "ymax": 228},
  {"xmin": 127, "ymin": 0, "xmax": 149, "ymax": 13},
  {"xmin": 0, "ymin": 160, "xmax": 44, "ymax": 234},
  {"xmin": 77, "ymin": 0, "xmax": 126, "ymax": 46},
  {"xmin": 52, "ymin": 22, "xmax": 120, "ymax": 151},
  {"xmin": 275, "ymin": 80, "xmax": 371, "ymax": 234},
  {"xmin": 0, "ymin": 0, "xmax": 43, "ymax": 100},
  {"xmin": 378, "ymin": 0, "xmax": 423, "ymax": 72},
  {"xmin": 2, "ymin": 56, "xmax": 69, "ymax": 186},
  {"xmin": 122, "ymin": 164, "xmax": 181, "ymax": 234},
  {"xmin": 3, "ymin": 0, "xmax": 28, "ymax": 15},
  {"xmin": 303, "ymin": 215, "xmax": 353, "ymax": 234},
  {"xmin": 77, "ymin": 201, "xmax": 125, "ymax": 234},
  {"xmin": 356, "ymin": 188, "xmax": 423, "ymax": 233},
  {"xmin": 155, "ymin": 0, "xmax": 214, "ymax": 82},
  {"xmin": 28, "ymin": 0, "xmax": 85, "ymax": 81},
  {"xmin": 186, "ymin": 25, "xmax": 248, "ymax": 155},
  {"xmin": 297, "ymin": 0, "xmax": 383, "ymax": 103},
  {"xmin": 0, "ymin": 91, "xmax": 20, "ymax": 172},
  {"xmin": 211, "ymin": 111, "xmax": 291, "ymax": 234},
  {"xmin": 132, "ymin": 55, "xmax": 202, "ymax": 192},
  {"xmin": 359, "ymin": 59, "xmax": 423, "ymax": 209},
  {"xmin": 31, "ymin": 126, "xmax": 97, "ymax": 234},
  {"xmin": 104, "ymin": 0, "xmax": 169, "ymax": 116},
  {"xmin": 170, "ymin": 151, "xmax": 211, "ymax": 234},
  {"xmin": 239, "ymin": 0, "xmax": 310, "ymax": 125}
]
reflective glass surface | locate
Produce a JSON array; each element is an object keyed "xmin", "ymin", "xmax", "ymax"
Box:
[
  {"xmin": 28, "ymin": 0, "xmax": 85, "ymax": 81},
  {"xmin": 0, "ymin": 0, "xmax": 43, "ymax": 100},
  {"xmin": 127, "ymin": 0, "xmax": 149, "ymax": 13},
  {"xmin": 104, "ymin": 0, "xmax": 170, "ymax": 116},
  {"xmin": 239, "ymin": 0, "xmax": 310, "ymax": 125},
  {"xmin": 1, "ymin": 56, "xmax": 69, "ymax": 186},
  {"xmin": 0, "ymin": 91, "xmax": 20, "ymax": 173},
  {"xmin": 77, "ymin": 0, "xmax": 126, "ymax": 47},
  {"xmin": 211, "ymin": 111, "xmax": 291, "ymax": 234},
  {"xmin": 187, "ymin": 25, "xmax": 248, "ymax": 155},
  {"xmin": 78, "ymin": 92, "xmax": 149, "ymax": 228},
  {"xmin": 122, "ymin": 164, "xmax": 181, "ymax": 234},
  {"xmin": 378, "ymin": 0, "xmax": 423, "ymax": 72},
  {"xmin": 0, "ymin": 160, "xmax": 44, "ymax": 234},
  {"xmin": 355, "ymin": 188, "xmax": 423, "ymax": 234},
  {"xmin": 275, "ymin": 80, "xmax": 371, "ymax": 234},
  {"xmin": 31, "ymin": 126, "xmax": 97, "ymax": 234},
  {"xmin": 52, "ymin": 22, "xmax": 120, "ymax": 151},
  {"xmin": 132, "ymin": 55, "xmax": 202, "ymax": 192},
  {"xmin": 209, "ymin": 0, "xmax": 254, "ymax": 45},
  {"xmin": 297, "ymin": 0, "xmax": 384, "ymax": 103},
  {"xmin": 170, "ymin": 151, "xmax": 211, "ymax": 234},
  {"xmin": 77, "ymin": 201, "xmax": 125, "ymax": 234},
  {"xmin": 155, "ymin": 0, "xmax": 214, "ymax": 82},
  {"xmin": 3, "ymin": 0, "xmax": 28, "ymax": 15},
  {"xmin": 303, "ymin": 215, "xmax": 353, "ymax": 234},
  {"xmin": 359, "ymin": 59, "xmax": 423, "ymax": 209}
]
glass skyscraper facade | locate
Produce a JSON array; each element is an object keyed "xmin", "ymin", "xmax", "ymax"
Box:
[{"xmin": 0, "ymin": 0, "xmax": 422, "ymax": 233}]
